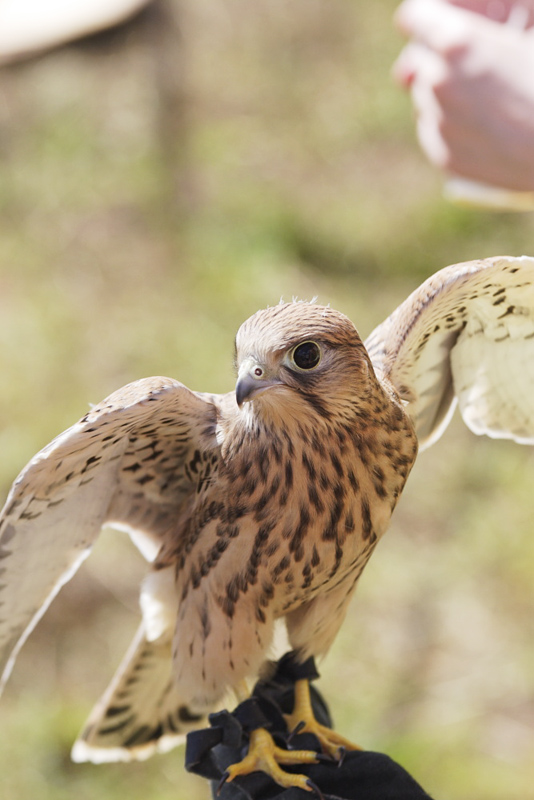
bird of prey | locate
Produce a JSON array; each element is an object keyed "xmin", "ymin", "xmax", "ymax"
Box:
[{"xmin": 1, "ymin": 255, "xmax": 534, "ymax": 791}]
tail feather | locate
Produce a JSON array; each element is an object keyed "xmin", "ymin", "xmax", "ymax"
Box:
[{"xmin": 71, "ymin": 623, "xmax": 206, "ymax": 763}]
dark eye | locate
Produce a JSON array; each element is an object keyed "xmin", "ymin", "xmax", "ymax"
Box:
[{"xmin": 292, "ymin": 341, "xmax": 321, "ymax": 371}]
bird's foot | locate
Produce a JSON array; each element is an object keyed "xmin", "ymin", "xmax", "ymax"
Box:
[
  {"xmin": 219, "ymin": 726, "xmax": 321, "ymax": 795},
  {"xmin": 285, "ymin": 678, "xmax": 362, "ymax": 761}
]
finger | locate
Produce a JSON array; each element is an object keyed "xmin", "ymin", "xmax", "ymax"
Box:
[
  {"xmin": 392, "ymin": 41, "xmax": 446, "ymax": 88},
  {"xmin": 401, "ymin": 46, "xmax": 451, "ymax": 167},
  {"xmin": 393, "ymin": 43, "xmax": 451, "ymax": 168},
  {"xmin": 392, "ymin": 43, "xmax": 419, "ymax": 87},
  {"xmin": 394, "ymin": 0, "xmax": 482, "ymax": 51},
  {"xmin": 414, "ymin": 99, "xmax": 450, "ymax": 169}
]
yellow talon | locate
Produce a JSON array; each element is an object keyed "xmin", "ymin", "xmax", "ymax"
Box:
[
  {"xmin": 220, "ymin": 675, "xmax": 360, "ymax": 794},
  {"xmin": 285, "ymin": 679, "xmax": 362, "ymax": 760},
  {"xmin": 223, "ymin": 727, "xmax": 319, "ymax": 793}
]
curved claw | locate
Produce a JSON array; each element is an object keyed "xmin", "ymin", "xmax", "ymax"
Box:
[
  {"xmin": 306, "ymin": 779, "xmax": 326, "ymax": 800},
  {"xmin": 217, "ymin": 771, "xmax": 230, "ymax": 795},
  {"xmin": 314, "ymin": 752, "xmax": 337, "ymax": 764},
  {"xmin": 286, "ymin": 719, "xmax": 306, "ymax": 745}
]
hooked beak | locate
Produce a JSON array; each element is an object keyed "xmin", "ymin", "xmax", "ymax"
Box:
[{"xmin": 235, "ymin": 360, "xmax": 283, "ymax": 408}]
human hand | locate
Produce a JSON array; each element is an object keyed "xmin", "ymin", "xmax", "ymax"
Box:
[{"xmin": 393, "ymin": 0, "xmax": 534, "ymax": 192}]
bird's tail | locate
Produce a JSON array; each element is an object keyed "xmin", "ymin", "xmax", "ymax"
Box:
[{"xmin": 71, "ymin": 622, "xmax": 207, "ymax": 763}]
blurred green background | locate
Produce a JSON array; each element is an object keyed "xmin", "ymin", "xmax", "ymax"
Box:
[{"xmin": 1, "ymin": 1, "xmax": 534, "ymax": 798}]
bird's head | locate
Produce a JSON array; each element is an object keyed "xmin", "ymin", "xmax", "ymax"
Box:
[{"xmin": 234, "ymin": 302, "xmax": 374, "ymax": 419}]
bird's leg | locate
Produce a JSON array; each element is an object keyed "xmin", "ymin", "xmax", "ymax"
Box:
[
  {"xmin": 221, "ymin": 662, "xmax": 360, "ymax": 794},
  {"xmin": 285, "ymin": 678, "xmax": 362, "ymax": 760},
  {"xmin": 233, "ymin": 679, "xmax": 250, "ymax": 703},
  {"xmin": 221, "ymin": 727, "xmax": 320, "ymax": 794}
]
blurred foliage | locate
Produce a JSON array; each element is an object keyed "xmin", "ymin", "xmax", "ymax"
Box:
[{"xmin": 1, "ymin": 1, "xmax": 534, "ymax": 799}]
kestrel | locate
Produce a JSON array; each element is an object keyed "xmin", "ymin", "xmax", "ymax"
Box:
[{"xmin": 1, "ymin": 255, "xmax": 534, "ymax": 790}]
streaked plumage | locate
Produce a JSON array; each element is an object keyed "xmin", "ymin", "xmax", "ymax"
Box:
[{"xmin": 1, "ymin": 254, "xmax": 534, "ymax": 763}]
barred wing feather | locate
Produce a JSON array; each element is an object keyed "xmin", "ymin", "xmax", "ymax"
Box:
[
  {"xmin": 0, "ymin": 377, "xmax": 219, "ymax": 692},
  {"xmin": 365, "ymin": 256, "xmax": 534, "ymax": 449}
]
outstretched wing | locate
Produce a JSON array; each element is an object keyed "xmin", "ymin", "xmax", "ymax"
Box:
[
  {"xmin": 0, "ymin": 376, "xmax": 222, "ymax": 691},
  {"xmin": 365, "ymin": 255, "xmax": 534, "ymax": 449}
]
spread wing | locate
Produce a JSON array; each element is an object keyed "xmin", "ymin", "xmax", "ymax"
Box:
[
  {"xmin": 0, "ymin": 376, "xmax": 224, "ymax": 691},
  {"xmin": 365, "ymin": 255, "xmax": 534, "ymax": 450}
]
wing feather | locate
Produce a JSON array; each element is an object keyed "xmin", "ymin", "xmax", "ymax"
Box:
[
  {"xmin": 0, "ymin": 376, "xmax": 221, "ymax": 691},
  {"xmin": 365, "ymin": 255, "xmax": 534, "ymax": 449}
]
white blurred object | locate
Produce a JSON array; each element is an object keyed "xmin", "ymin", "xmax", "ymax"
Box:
[
  {"xmin": 444, "ymin": 177, "xmax": 534, "ymax": 211},
  {"xmin": 444, "ymin": 2, "xmax": 534, "ymax": 212},
  {"xmin": 0, "ymin": 0, "xmax": 153, "ymax": 64}
]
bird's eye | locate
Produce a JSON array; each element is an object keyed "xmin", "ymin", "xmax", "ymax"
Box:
[{"xmin": 291, "ymin": 341, "xmax": 321, "ymax": 371}]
